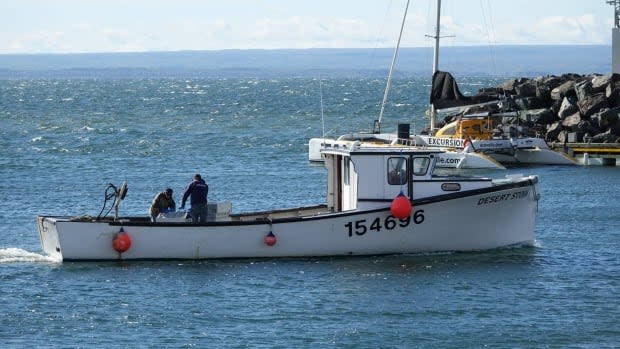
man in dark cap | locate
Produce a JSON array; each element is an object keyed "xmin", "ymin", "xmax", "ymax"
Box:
[
  {"xmin": 180, "ymin": 174, "xmax": 209, "ymax": 223},
  {"xmin": 149, "ymin": 188, "xmax": 176, "ymax": 222}
]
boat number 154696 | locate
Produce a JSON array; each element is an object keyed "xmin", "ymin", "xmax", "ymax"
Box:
[{"xmin": 344, "ymin": 210, "xmax": 425, "ymax": 237}]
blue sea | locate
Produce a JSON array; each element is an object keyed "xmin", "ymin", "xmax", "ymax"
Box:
[{"xmin": 1, "ymin": 74, "xmax": 619, "ymax": 348}]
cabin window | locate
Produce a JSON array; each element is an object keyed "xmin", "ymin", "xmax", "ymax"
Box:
[
  {"xmin": 387, "ymin": 157, "xmax": 407, "ymax": 185},
  {"xmin": 441, "ymin": 183, "xmax": 461, "ymax": 191},
  {"xmin": 413, "ymin": 157, "xmax": 430, "ymax": 176},
  {"xmin": 442, "ymin": 124, "xmax": 456, "ymax": 136},
  {"xmin": 344, "ymin": 159, "xmax": 350, "ymax": 185}
]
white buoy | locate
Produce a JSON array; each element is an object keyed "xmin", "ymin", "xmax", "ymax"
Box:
[{"xmin": 583, "ymin": 152, "xmax": 589, "ymax": 166}]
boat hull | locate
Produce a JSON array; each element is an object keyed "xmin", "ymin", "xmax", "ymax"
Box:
[
  {"xmin": 38, "ymin": 178, "xmax": 538, "ymax": 261},
  {"xmin": 417, "ymin": 135, "xmax": 577, "ymax": 166}
]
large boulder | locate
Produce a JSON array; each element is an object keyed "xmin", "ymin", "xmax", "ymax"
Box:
[
  {"xmin": 535, "ymin": 84, "xmax": 552, "ymax": 105},
  {"xmin": 556, "ymin": 130, "xmax": 570, "ymax": 143},
  {"xmin": 551, "ymin": 80, "xmax": 577, "ymax": 101},
  {"xmin": 561, "ymin": 112, "xmax": 582, "ymax": 132},
  {"xmin": 590, "ymin": 107, "xmax": 620, "ymax": 131},
  {"xmin": 515, "ymin": 81, "xmax": 537, "ymax": 97},
  {"xmin": 498, "ymin": 78, "xmax": 524, "ymax": 94},
  {"xmin": 605, "ymin": 85, "xmax": 620, "ymax": 107},
  {"xmin": 558, "ymin": 97, "xmax": 579, "ymax": 119},
  {"xmin": 538, "ymin": 75, "xmax": 565, "ymax": 91},
  {"xmin": 514, "ymin": 96, "xmax": 546, "ymax": 110},
  {"xmin": 520, "ymin": 108, "xmax": 556, "ymax": 125},
  {"xmin": 545, "ymin": 121, "xmax": 563, "ymax": 142},
  {"xmin": 501, "ymin": 115, "xmax": 519, "ymax": 125},
  {"xmin": 577, "ymin": 120, "xmax": 600, "ymax": 135},
  {"xmin": 575, "ymin": 79, "xmax": 593, "ymax": 101},
  {"xmin": 591, "ymin": 74, "xmax": 611, "ymax": 93},
  {"xmin": 577, "ymin": 93, "xmax": 608, "ymax": 119},
  {"xmin": 591, "ymin": 129, "xmax": 620, "ymax": 143},
  {"xmin": 609, "ymin": 118, "xmax": 620, "ymax": 136}
]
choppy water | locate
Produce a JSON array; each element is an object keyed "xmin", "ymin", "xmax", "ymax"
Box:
[{"xmin": 1, "ymin": 77, "xmax": 619, "ymax": 348}]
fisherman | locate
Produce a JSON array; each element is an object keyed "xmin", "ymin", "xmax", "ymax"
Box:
[
  {"xmin": 180, "ymin": 173, "xmax": 209, "ymax": 224},
  {"xmin": 149, "ymin": 188, "xmax": 176, "ymax": 223}
]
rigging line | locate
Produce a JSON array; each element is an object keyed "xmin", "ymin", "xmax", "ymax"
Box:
[
  {"xmin": 479, "ymin": 0, "xmax": 499, "ymax": 76},
  {"xmin": 378, "ymin": 0, "xmax": 411, "ymax": 132},
  {"xmin": 319, "ymin": 74, "xmax": 326, "ymax": 140},
  {"xmin": 423, "ymin": 0, "xmax": 434, "ymax": 71},
  {"xmin": 369, "ymin": 0, "xmax": 396, "ymax": 73}
]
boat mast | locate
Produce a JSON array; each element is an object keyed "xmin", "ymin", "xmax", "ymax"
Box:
[
  {"xmin": 429, "ymin": 0, "xmax": 442, "ymax": 134},
  {"xmin": 376, "ymin": 0, "xmax": 410, "ymax": 134}
]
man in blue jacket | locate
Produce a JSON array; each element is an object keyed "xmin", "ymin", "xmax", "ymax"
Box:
[{"xmin": 180, "ymin": 173, "xmax": 209, "ymax": 223}]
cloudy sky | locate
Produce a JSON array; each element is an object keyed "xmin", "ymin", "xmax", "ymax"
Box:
[{"xmin": 0, "ymin": 0, "xmax": 614, "ymax": 54}]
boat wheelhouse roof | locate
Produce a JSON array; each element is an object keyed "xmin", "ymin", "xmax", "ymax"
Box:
[{"xmin": 321, "ymin": 142, "xmax": 445, "ymax": 158}]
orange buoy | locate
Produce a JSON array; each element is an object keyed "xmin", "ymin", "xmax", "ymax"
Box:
[
  {"xmin": 390, "ymin": 192, "xmax": 412, "ymax": 219},
  {"xmin": 112, "ymin": 228, "xmax": 132, "ymax": 253},
  {"xmin": 264, "ymin": 231, "xmax": 277, "ymax": 246}
]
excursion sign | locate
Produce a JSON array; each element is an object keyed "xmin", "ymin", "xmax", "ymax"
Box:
[{"xmin": 426, "ymin": 137, "xmax": 465, "ymax": 148}]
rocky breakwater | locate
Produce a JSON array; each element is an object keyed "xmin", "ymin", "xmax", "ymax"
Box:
[{"xmin": 454, "ymin": 74, "xmax": 620, "ymax": 144}]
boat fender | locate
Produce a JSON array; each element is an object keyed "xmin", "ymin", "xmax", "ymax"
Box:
[
  {"xmin": 112, "ymin": 227, "xmax": 132, "ymax": 253},
  {"xmin": 390, "ymin": 192, "xmax": 412, "ymax": 219},
  {"xmin": 264, "ymin": 231, "xmax": 277, "ymax": 246}
]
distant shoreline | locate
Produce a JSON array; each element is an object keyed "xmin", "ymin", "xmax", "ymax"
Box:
[{"xmin": 0, "ymin": 45, "xmax": 611, "ymax": 79}]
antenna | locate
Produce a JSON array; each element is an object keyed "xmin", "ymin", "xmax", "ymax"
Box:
[
  {"xmin": 424, "ymin": 0, "xmax": 454, "ymax": 134},
  {"xmin": 319, "ymin": 75, "xmax": 326, "ymax": 140},
  {"xmin": 376, "ymin": 0, "xmax": 410, "ymax": 134}
]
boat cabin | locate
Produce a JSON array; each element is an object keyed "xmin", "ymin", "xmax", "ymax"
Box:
[
  {"xmin": 322, "ymin": 144, "xmax": 492, "ymax": 212},
  {"xmin": 435, "ymin": 116, "xmax": 494, "ymax": 140}
]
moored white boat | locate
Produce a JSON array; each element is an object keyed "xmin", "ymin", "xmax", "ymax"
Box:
[
  {"xmin": 424, "ymin": 72, "xmax": 578, "ymax": 166},
  {"xmin": 308, "ymin": 133, "xmax": 505, "ymax": 169},
  {"xmin": 414, "ymin": 130, "xmax": 578, "ymax": 166},
  {"xmin": 37, "ymin": 145, "xmax": 539, "ymax": 261}
]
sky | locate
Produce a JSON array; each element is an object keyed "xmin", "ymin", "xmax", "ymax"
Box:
[{"xmin": 0, "ymin": 0, "xmax": 615, "ymax": 54}]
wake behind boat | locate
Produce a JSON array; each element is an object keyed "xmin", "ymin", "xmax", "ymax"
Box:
[{"xmin": 37, "ymin": 145, "xmax": 539, "ymax": 261}]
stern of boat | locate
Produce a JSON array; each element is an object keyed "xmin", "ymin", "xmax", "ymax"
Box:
[{"xmin": 36, "ymin": 216, "xmax": 63, "ymax": 260}]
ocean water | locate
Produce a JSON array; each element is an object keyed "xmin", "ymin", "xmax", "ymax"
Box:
[{"xmin": 1, "ymin": 76, "xmax": 619, "ymax": 348}]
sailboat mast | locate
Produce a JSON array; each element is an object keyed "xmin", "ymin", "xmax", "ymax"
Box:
[
  {"xmin": 376, "ymin": 0, "xmax": 410, "ymax": 133},
  {"xmin": 430, "ymin": 0, "xmax": 442, "ymax": 134},
  {"xmin": 432, "ymin": 0, "xmax": 442, "ymax": 74}
]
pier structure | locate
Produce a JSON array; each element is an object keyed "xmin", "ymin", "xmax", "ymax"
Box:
[{"xmin": 551, "ymin": 142, "xmax": 620, "ymax": 166}]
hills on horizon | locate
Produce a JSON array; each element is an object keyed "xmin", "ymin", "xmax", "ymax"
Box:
[{"xmin": 0, "ymin": 45, "xmax": 611, "ymax": 79}]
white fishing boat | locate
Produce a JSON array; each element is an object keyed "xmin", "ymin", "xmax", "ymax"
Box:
[{"xmin": 37, "ymin": 145, "xmax": 539, "ymax": 261}]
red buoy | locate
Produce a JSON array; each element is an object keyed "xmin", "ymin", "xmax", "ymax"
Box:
[
  {"xmin": 390, "ymin": 192, "xmax": 412, "ymax": 219},
  {"xmin": 112, "ymin": 228, "xmax": 132, "ymax": 253},
  {"xmin": 264, "ymin": 231, "xmax": 277, "ymax": 246}
]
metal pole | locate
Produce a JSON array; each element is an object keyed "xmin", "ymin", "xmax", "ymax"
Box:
[{"xmin": 430, "ymin": 0, "xmax": 442, "ymax": 134}]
